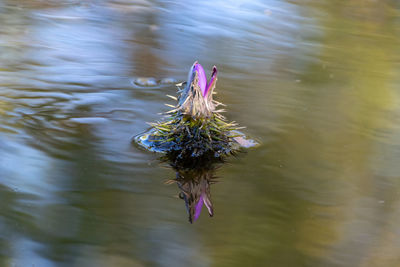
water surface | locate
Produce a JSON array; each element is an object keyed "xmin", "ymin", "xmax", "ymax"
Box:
[{"xmin": 1, "ymin": 0, "xmax": 400, "ymax": 266}]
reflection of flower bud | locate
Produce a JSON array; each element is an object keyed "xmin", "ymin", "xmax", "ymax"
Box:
[
  {"xmin": 176, "ymin": 168, "xmax": 214, "ymax": 223},
  {"xmin": 193, "ymin": 188, "xmax": 214, "ymax": 222},
  {"xmin": 179, "ymin": 61, "xmax": 218, "ymax": 118}
]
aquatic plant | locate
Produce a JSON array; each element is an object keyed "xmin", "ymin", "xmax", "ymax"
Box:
[
  {"xmin": 135, "ymin": 61, "xmax": 257, "ymax": 222},
  {"xmin": 139, "ymin": 61, "xmax": 252, "ymax": 167}
]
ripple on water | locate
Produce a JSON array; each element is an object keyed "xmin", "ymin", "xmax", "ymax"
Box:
[
  {"xmin": 131, "ymin": 77, "xmax": 179, "ymax": 88},
  {"xmin": 69, "ymin": 117, "xmax": 109, "ymax": 124}
]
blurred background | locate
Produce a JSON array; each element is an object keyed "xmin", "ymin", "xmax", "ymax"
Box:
[{"xmin": 1, "ymin": 0, "xmax": 400, "ymax": 266}]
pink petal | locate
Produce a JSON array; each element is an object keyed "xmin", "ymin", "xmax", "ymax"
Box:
[
  {"xmin": 193, "ymin": 194, "xmax": 204, "ymax": 221},
  {"xmin": 193, "ymin": 62, "xmax": 207, "ymax": 97},
  {"xmin": 204, "ymin": 66, "xmax": 218, "ymax": 98}
]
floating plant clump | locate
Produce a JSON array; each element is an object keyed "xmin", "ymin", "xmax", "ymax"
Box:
[
  {"xmin": 134, "ymin": 61, "xmax": 257, "ymax": 223},
  {"xmin": 135, "ymin": 61, "xmax": 256, "ymax": 167}
]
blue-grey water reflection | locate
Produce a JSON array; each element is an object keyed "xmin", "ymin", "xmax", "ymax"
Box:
[{"xmin": 1, "ymin": 0, "xmax": 400, "ymax": 266}]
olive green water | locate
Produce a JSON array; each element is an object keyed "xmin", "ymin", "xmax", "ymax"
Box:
[{"xmin": 1, "ymin": 1, "xmax": 400, "ymax": 266}]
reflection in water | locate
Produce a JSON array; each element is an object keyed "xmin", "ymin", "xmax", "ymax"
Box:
[{"xmin": 169, "ymin": 160, "xmax": 216, "ymax": 224}]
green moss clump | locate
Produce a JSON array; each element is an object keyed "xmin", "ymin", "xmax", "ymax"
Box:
[{"xmin": 148, "ymin": 110, "xmax": 242, "ymax": 167}]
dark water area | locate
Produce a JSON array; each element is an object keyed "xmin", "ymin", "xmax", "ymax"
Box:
[{"xmin": 1, "ymin": 0, "xmax": 400, "ymax": 266}]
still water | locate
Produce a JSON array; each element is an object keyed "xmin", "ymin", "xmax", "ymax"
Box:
[{"xmin": 1, "ymin": 0, "xmax": 400, "ymax": 266}]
